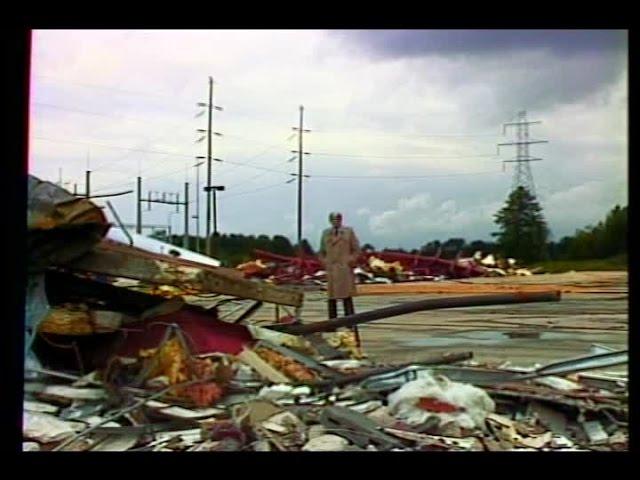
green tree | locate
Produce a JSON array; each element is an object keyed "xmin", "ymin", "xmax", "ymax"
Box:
[
  {"xmin": 561, "ymin": 204, "xmax": 627, "ymax": 260},
  {"xmin": 419, "ymin": 240, "xmax": 441, "ymax": 256},
  {"xmin": 493, "ymin": 187, "xmax": 549, "ymax": 262},
  {"xmin": 468, "ymin": 240, "xmax": 495, "ymax": 255},
  {"xmin": 271, "ymin": 235, "xmax": 295, "ymax": 256}
]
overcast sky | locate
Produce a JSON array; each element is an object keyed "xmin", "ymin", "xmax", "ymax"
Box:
[{"xmin": 29, "ymin": 29, "xmax": 628, "ymax": 250}]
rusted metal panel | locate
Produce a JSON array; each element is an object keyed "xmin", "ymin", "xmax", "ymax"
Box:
[
  {"xmin": 28, "ymin": 175, "xmax": 109, "ymax": 271},
  {"xmin": 59, "ymin": 242, "xmax": 304, "ymax": 307}
]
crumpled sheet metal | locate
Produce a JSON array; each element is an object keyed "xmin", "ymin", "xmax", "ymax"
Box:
[
  {"xmin": 25, "ymin": 274, "xmax": 49, "ymax": 375},
  {"xmin": 28, "ymin": 175, "xmax": 109, "ymax": 271}
]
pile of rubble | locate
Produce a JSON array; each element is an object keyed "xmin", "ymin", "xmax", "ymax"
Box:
[
  {"xmin": 23, "ymin": 175, "xmax": 627, "ymax": 452},
  {"xmin": 236, "ymin": 250, "xmax": 536, "ymax": 286},
  {"xmin": 474, "ymin": 253, "xmax": 538, "ymax": 277},
  {"xmin": 24, "ymin": 333, "xmax": 628, "ymax": 452}
]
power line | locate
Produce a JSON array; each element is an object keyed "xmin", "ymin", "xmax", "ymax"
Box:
[
  {"xmin": 312, "ymin": 128, "xmax": 502, "ymax": 139},
  {"xmin": 222, "ymin": 132, "xmax": 294, "ymax": 148},
  {"xmin": 90, "ymin": 165, "xmax": 189, "ymax": 194},
  {"xmin": 33, "ymin": 102, "xmax": 196, "ymax": 129},
  {"xmin": 33, "ymin": 136, "xmax": 193, "ymax": 159},
  {"xmin": 61, "ymin": 145, "xmax": 292, "ymax": 195},
  {"xmin": 224, "ymin": 180, "xmax": 291, "ymax": 199},
  {"xmin": 305, "ymin": 170, "xmax": 504, "ymax": 180},
  {"xmin": 91, "ymin": 119, "xmax": 200, "ymax": 174},
  {"xmin": 35, "ymin": 75, "xmax": 194, "ymax": 104},
  {"xmin": 311, "ymin": 152, "xmax": 498, "ymax": 159},
  {"xmin": 33, "ymin": 103, "xmax": 291, "ymax": 153},
  {"xmin": 213, "ymin": 135, "xmax": 295, "ymax": 179}
]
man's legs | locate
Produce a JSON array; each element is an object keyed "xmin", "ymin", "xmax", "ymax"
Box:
[
  {"xmin": 342, "ymin": 297, "xmax": 362, "ymax": 349},
  {"xmin": 343, "ymin": 297, "xmax": 355, "ymax": 316},
  {"xmin": 328, "ymin": 298, "xmax": 338, "ymax": 319}
]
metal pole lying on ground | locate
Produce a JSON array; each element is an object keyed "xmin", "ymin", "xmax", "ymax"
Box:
[
  {"xmin": 268, "ymin": 291, "xmax": 561, "ymax": 335},
  {"xmin": 311, "ymin": 351, "xmax": 473, "ymax": 389}
]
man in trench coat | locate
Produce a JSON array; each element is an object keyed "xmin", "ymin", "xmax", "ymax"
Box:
[{"xmin": 318, "ymin": 212, "xmax": 362, "ymax": 347}]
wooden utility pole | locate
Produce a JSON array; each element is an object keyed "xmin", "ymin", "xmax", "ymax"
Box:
[
  {"xmin": 206, "ymin": 77, "xmax": 213, "ymax": 256},
  {"xmin": 297, "ymin": 106, "xmax": 303, "ymax": 255},
  {"xmin": 193, "ymin": 161, "xmax": 204, "ymax": 252},
  {"xmin": 183, "ymin": 182, "xmax": 189, "ymax": 249},
  {"xmin": 292, "ymin": 105, "xmax": 311, "ymax": 281},
  {"xmin": 85, "ymin": 170, "xmax": 91, "ymax": 199},
  {"xmin": 136, "ymin": 176, "xmax": 142, "ymax": 234}
]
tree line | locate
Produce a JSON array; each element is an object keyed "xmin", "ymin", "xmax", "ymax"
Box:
[
  {"xmin": 492, "ymin": 187, "xmax": 626, "ymax": 263},
  {"xmin": 156, "ymin": 188, "xmax": 626, "ymax": 266}
]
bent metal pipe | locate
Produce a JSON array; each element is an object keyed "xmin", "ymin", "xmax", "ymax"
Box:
[{"xmin": 268, "ymin": 291, "xmax": 562, "ymax": 335}]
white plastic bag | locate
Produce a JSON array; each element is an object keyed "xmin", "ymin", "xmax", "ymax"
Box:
[{"xmin": 387, "ymin": 371, "xmax": 495, "ymax": 430}]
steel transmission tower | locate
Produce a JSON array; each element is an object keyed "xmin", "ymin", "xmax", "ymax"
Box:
[{"xmin": 498, "ymin": 110, "xmax": 548, "ymax": 197}]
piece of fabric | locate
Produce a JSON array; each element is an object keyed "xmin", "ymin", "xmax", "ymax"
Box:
[{"xmin": 319, "ymin": 226, "xmax": 360, "ymax": 299}]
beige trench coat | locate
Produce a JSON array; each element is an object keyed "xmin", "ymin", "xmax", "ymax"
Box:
[{"xmin": 319, "ymin": 226, "xmax": 360, "ymax": 299}]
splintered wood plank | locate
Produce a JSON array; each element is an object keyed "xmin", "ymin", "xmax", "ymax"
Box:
[{"xmin": 59, "ymin": 242, "xmax": 303, "ymax": 307}]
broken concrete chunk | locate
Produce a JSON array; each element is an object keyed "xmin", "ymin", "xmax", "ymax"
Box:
[
  {"xmin": 533, "ymin": 376, "xmax": 583, "ymax": 391},
  {"xmin": 90, "ymin": 434, "xmax": 139, "ymax": 452},
  {"xmin": 308, "ymin": 424, "xmax": 327, "ymax": 440},
  {"xmin": 24, "ymin": 400, "xmax": 59, "ymax": 414},
  {"xmin": 550, "ymin": 435, "xmax": 575, "ymax": 449},
  {"xmin": 23, "ymin": 411, "xmax": 79, "ymax": 443},
  {"xmin": 154, "ymin": 428, "xmax": 203, "ymax": 445},
  {"xmin": 367, "ymin": 406, "xmax": 398, "ymax": 429},
  {"xmin": 302, "ymin": 434, "xmax": 350, "ymax": 451},
  {"xmin": 348, "ymin": 400, "xmax": 384, "ymax": 414},
  {"xmin": 41, "ymin": 386, "xmax": 107, "ymax": 401},
  {"xmin": 261, "ymin": 411, "xmax": 306, "ymax": 436},
  {"xmin": 581, "ymin": 421, "xmax": 609, "ymax": 445},
  {"xmin": 608, "ymin": 431, "xmax": 628, "ymax": 446},
  {"xmin": 22, "ymin": 442, "xmax": 41, "ymax": 452},
  {"xmin": 518, "ymin": 431, "xmax": 553, "ymax": 449},
  {"xmin": 258, "ymin": 384, "xmax": 294, "ymax": 401},
  {"xmin": 252, "ymin": 440, "xmax": 272, "ymax": 451},
  {"xmin": 155, "ymin": 406, "xmax": 226, "ymax": 420},
  {"xmin": 233, "ymin": 399, "xmax": 284, "ymax": 427}
]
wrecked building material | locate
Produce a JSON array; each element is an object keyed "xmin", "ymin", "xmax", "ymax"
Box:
[
  {"xmin": 23, "ymin": 175, "xmax": 627, "ymax": 452},
  {"xmin": 28, "ymin": 175, "xmax": 109, "ymax": 272},
  {"xmin": 58, "ymin": 240, "xmax": 304, "ymax": 307},
  {"xmin": 312, "ymin": 352, "xmax": 473, "ymax": 389}
]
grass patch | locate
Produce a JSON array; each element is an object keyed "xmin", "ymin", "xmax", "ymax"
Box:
[{"xmin": 531, "ymin": 254, "xmax": 628, "ymax": 273}]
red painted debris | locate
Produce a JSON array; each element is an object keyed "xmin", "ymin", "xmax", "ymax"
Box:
[
  {"xmin": 117, "ymin": 307, "xmax": 255, "ymax": 357},
  {"xmin": 179, "ymin": 382, "xmax": 224, "ymax": 407},
  {"xmin": 417, "ymin": 397, "xmax": 463, "ymax": 413},
  {"xmin": 242, "ymin": 248, "xmax": 487, "ymax": 284},
  {"xmin": 278, "ymin": 315, "xmax": 297, "ymax": 324}
]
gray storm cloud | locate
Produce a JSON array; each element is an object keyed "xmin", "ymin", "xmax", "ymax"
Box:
[
  {"xmin": 332, "ymin": 30, "xmax": 627, "ymax": 57},
  {"xmin": 30, "ymin": 30, "xmax": 628, "ymax": 250}
]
